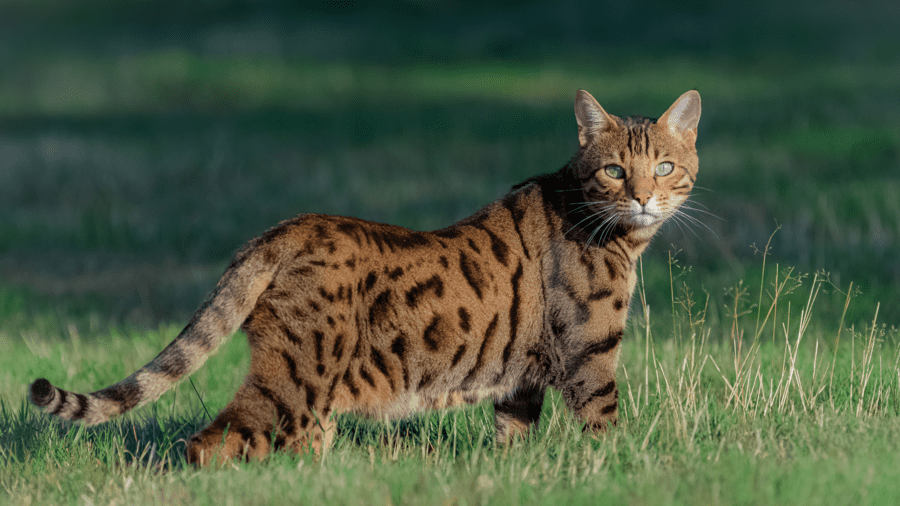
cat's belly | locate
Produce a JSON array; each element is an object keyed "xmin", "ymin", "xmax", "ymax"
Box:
[{"xmin": 354, "ymin": 384, "xmax": 511, "ymax": 419}]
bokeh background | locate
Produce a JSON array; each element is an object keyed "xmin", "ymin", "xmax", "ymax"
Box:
[{"xmin": 1, "ymin": 0, "xmax": 897, "ymax": 336}]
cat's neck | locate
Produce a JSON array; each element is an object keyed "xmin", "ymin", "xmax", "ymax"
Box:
[{"xmin": 502, "ymin": 172, "xmax": 658, "ymax": 267}]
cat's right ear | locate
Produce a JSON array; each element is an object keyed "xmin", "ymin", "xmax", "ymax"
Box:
[
  {"xmin": 658, "ymin": 90, "xmax": 701, "ymax": 141},
  {"xmin": 575, "ymin": 90, "xmax": 616, "ymax": 147}
]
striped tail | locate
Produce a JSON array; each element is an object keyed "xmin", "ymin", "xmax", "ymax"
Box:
[{"xmin": 29, "ymin": 236, "xmax": 283, "ymax": 425}]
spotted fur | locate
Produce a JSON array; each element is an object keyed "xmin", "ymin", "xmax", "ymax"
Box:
[{"xmin": 30, "ymin": 90, "xmax": 701, "ymax": 465}]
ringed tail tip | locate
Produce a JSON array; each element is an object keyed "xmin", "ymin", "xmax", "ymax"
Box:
[{"xmin": 30, "ymin": 378, "xmax": 54, "ymax": 407}]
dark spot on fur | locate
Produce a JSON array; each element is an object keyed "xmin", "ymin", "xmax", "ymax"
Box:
[
  {"xmin": 458, "ymin": 307, "xmax": 471, "ymax": 333},
  {"xmin": 352, "ymin": 337, "xmax": 364, "ymax": 359},
  {"xmin": 318, "ymin": 287, "xmax": 335, "ymax": 303},
  {"xmin": 434, "ymin": 228, "xmax": 461, "ymax": 239},
  {"xmin": 336, "ymin": 222, "xmax": 362, "ymax": 246},
  {"xmin": 417, "ymin": 371, "xmax": 436, "ymax": 391},
  {"xmin": 550, "ymin": 312, "xmax": 567, "ymax": 337},
  {"xmin": 500, "ymin": 263, "xmax": 524, "ymax": 371},
  {"xmin": 371, "ymin": 347, "xmax": 395, "ymax": 390},
  {"xmin": 565, "ymin": 331, "xmax": 623, "ymax": 381},
  {"xmin": 422, "ymin": 315, "xmax": 443, "ymax": 351},
  {"xmin": 451, "ymin": 344, "xmax": 467, "ymax": 367},
  {"xmin": 291, "ymin": 266, "xmax": 314, "ymax": 277},
  {"xmin": 343, "ymin": 370, "xmax": 360, "ymax": 398},
  {"xmin": 405, "ymin": 275, "xmax": 445, "ymax": 309},
  {"xmin": 480, "ymin": 226, "xmax": 509, "ymax": 266},
  {"xmin": 305, "ymin": 384, "xmax": 317, "ymax": 410},
  {"xmin": 604, "ymin": 257, "xmax": 618, "ymax": 280},
  {"xmin": 368, "ymin": 289, "xmax": 393, "ymax": 327},
  {"xmin": 332, "ymin": 333, "xmax": 345, "ymax": 360},
  {"xmin": 458, "ymin": 251, "xmax": 485, "ymax": 300},
  {"xmin": 97, "ymin": 379, "xmax": 143, "ymax": 412},
  {"xmin": 391, "ymin": 333, "xmax": 411, "ymax": 390},
  {"xmin": 365, "ymin": 271, "xmax": 378, "ymax": 291},
  {"xmin": 282, "ymin": 351, "xmax": 303, "ymax": 386},
  {"xmin": 359, "ymin": 366, "xmax": 376, "ymax": 387},
  {"xmin": 461, "ymin": 313, "xmax": 499, "ymax": 388},
  {"xmin": 391, "ymin": 334, "xmax": 406, "ymax": 359},
  {"xmin": 589, "ymin": 289, "xmax": 612, "ymax": 300}
]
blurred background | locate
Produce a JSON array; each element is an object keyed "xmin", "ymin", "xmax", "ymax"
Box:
[{"xmin": 0, "ymin": 0, "xmax": 897, "ymax": 336}]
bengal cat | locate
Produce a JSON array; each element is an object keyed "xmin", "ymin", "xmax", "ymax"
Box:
[{"xmin": 30, "ymin": 89, "xmax": 701, "ymax": 465}]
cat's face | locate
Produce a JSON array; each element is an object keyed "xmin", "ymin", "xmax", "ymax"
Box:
[{"xmin": 573, "ymin": 91, "xmax": 701, "ymax": 241}]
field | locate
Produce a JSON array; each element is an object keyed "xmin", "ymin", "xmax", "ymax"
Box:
[{"xmin": 1, "ymin": 1, "xmax": 899, "ymax": 504}]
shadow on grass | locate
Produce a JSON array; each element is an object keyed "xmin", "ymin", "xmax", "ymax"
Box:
[{"xmin": 1, "ymin": 396, "xmax": 499, "ymax": 471}]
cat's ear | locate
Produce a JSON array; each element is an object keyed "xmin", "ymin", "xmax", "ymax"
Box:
[
  {"xmin": 658, "ymin": 90, "xmax": 701, "ymax": 141},
  {"xmin": 575, "ymin": 89, "xmax": 617, "ymax": 147}
]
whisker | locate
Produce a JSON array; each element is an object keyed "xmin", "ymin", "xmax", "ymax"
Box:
[
  {"xmin": 569, "ymin": 211, "xmax": 615, "ymax": 241},
  {"xmin": 565, "ymin": 205, "xmax": 617, "ymax": 236},
  {"xmin": 670, "ymin": 214, "xmax": 703, "ymax": 241},
  {"xmin": 673, "ymin": 209, "xmax": 719, "ymax": 238},
  {"xmin": 677, "ymin": 204, "xmax": 724, "ymax": 221},
  {"xmin": 568, "ymin": 202, "xmax": 615, "ymax": 214},
  {"xmin": 668, "ymin": 213, "xmax": 691, "ymax": 240},
  {"xmin": 589, "ymin": 213, "xmax": 620, "ymax": 247},
  {"xmin": 680, "ymin": 198, "xmax": 712, "ymax": 210}
]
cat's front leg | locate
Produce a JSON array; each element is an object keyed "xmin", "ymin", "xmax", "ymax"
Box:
[
  {"xmin": 557, "ymin": 333, "xmax": 622, "ymax": 432},
  {"xmin": 492, "ymin": 384, "xmax": 546, "ymax": 443},
  {"xmin": 566, "ymin": 377, "xmax": 618, "ymax": 431}
]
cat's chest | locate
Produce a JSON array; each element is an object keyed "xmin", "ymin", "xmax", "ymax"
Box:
[{"xmin": 541, "ymin": 242, "xmax": 637, "ymax": 331}]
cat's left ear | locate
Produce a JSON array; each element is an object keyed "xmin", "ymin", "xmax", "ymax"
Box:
[{"xmin": 658, "ymin": 90, "xmax": 701, "ymax": 142}]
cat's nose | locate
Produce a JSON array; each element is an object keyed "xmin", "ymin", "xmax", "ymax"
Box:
[{"xmin": 634, "ymin": 192, "xmax": 652, "ymax": 206}]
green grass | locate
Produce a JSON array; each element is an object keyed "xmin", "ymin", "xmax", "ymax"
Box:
[
  {"xmin": 2, "ymin": 255, "xmax": 899, "ymax": 505},
  {"xmin": 1, "ymin": 0, "xmax": 899, "ymax": 504}
]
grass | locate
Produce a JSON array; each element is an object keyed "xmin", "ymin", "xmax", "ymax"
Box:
[
  {"xmin": 1, "ymin": 0, "xmax": 899, "ymax": 504},
  {"xmin": 2, "ymin": 250, "xmax": 900, "ymax": 505}
]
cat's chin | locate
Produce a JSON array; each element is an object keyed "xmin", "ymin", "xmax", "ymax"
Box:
[
  {"xmin": 624, "ymin": 217, "xmax": 663, "ymax": 240},
  {"xmin": 624, "ymin": 213, "xmax": 662, "ymax": 229}
]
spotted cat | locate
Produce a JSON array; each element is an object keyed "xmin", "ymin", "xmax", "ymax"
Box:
[{"xmin": 30, "ymin": 89, "xmax": 701, "ymax": 465}]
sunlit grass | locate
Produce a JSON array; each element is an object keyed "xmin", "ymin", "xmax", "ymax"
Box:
[{"xmin": 2, "ymin": 243, "xmax": 899, "ymax": 505}]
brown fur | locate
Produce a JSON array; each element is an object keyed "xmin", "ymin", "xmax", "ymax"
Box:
[{"xmin": 29, "ymin": 90, "xmax": 701, "ymax": 465}]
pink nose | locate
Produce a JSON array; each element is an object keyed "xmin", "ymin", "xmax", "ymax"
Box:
[{"xmin": 634, "ymin": 193, "xmax": 652, "ymax": 206}]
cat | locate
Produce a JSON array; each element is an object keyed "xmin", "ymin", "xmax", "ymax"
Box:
[{"xmin": 30, "ymin": 89, "xmax": 701, "ymax": 465}]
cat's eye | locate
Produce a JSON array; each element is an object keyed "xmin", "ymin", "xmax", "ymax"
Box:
[
  {"xmin": 604, "ymin": 165, "xmax": 625, "ymax": 179},
  {"xmin": 655, "ymin": 162, "xmax": 674, "ymax": 176}
]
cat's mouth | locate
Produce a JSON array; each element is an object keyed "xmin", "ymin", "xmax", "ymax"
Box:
[
  {"xmin": 627, "ymin": 212, "xmax": 659, "ymax": 228},
  {"xmin": 623, "ymin": 199, "xmax": 664, "ymax": 228}
]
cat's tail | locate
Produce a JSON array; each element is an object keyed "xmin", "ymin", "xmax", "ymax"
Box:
[{"xmin": 29, "ymin": 221, "xmax": 296, "ymax": 425}]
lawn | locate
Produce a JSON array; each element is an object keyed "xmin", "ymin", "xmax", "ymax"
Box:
[{"xmin": 1, "ymin": 1, "xmax": 899, "ymax": 504}]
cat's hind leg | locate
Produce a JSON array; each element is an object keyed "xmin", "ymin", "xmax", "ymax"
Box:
[
  {"xmin": 492, "ymin": 384, "xmax": 545, "ymax": 444},
  {"xmin": 185, "ymin": 377, "xmax": 329, "ymax": 466}
]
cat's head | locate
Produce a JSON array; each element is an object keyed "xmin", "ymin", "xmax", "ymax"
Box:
[{"xmin": 572, "ymin": 90, "xmax": 701, "ymax": 240}]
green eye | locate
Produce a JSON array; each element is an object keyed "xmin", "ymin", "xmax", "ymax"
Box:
[
  {"xmin": 605, "ymin": 165, "xmax": 625, "ymax": 179},
  {"xmin": 655, "ymin": 162, "xmax": 674, "ymax": 176}
]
